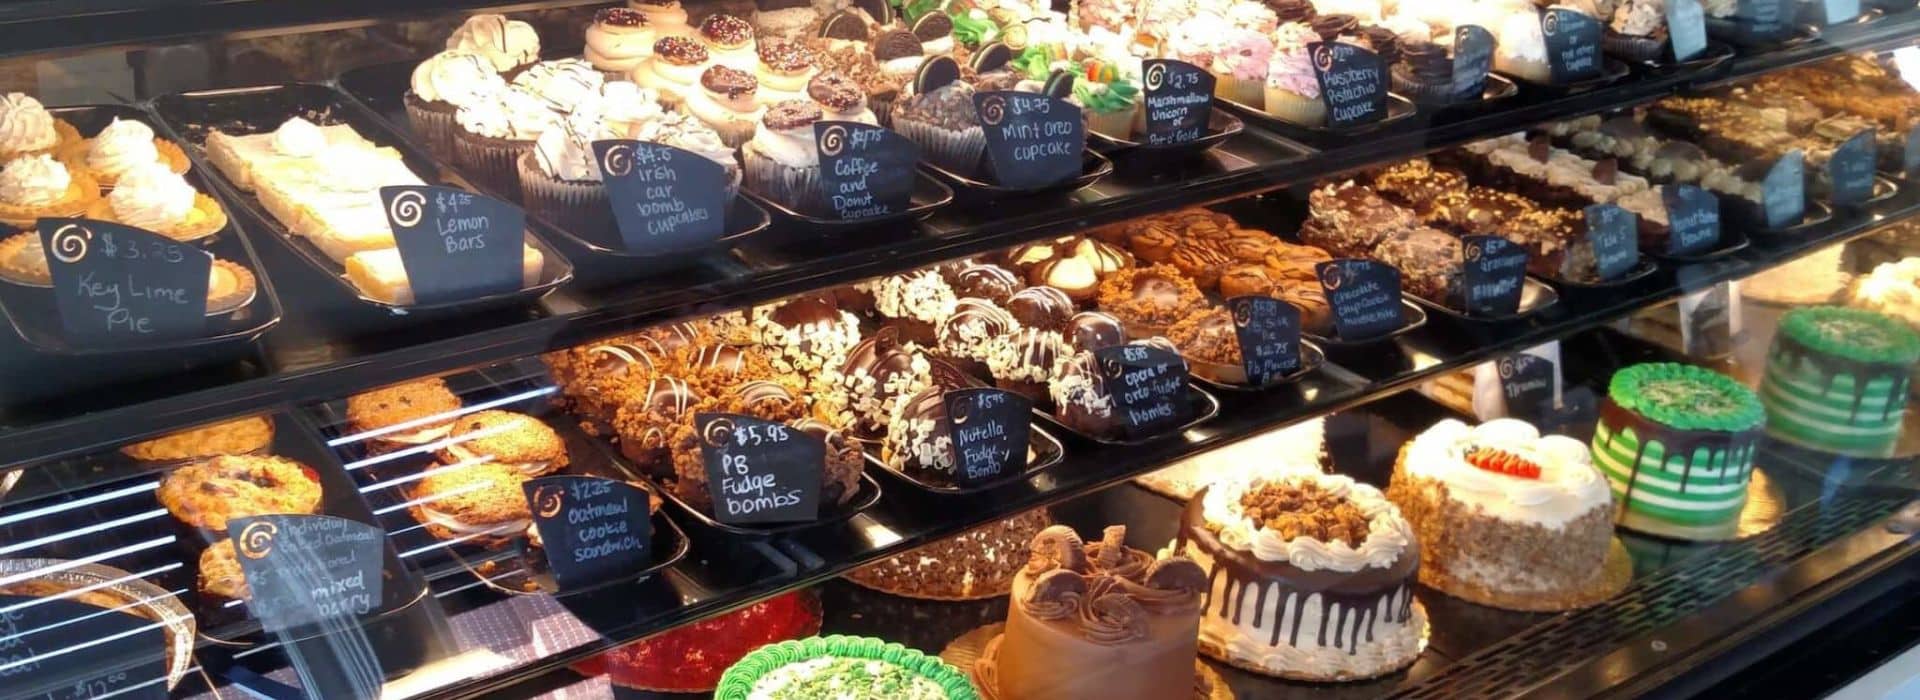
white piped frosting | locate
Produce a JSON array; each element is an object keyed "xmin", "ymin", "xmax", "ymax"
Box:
[
  {"xmin": 1403, "ymin": 418, "xmax": 1611, "ymax": 528},
  {"xmin": 1201, "ymin": 473, "xmax": 1413, "ymax": 573}
]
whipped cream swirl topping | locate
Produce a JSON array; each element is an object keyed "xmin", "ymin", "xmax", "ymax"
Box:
[
  {"xmin": 0, "ymin": 154, "xmax": 70, "ymax": 206},
  {"xmin": 0, "ymin": 93, "xmax": 57, "ymax": 153},
  {"xmin": 271, "ymin": 117, "xmax": 326, "ymax": 157},
  {"xmin": 411, "ymin": 49, "xmax": 508, "ymax": 108},
  {"xmin": 534, "ymin": 113, "xmax": 612, "ymax": 182},
  {"xmin": 1202, "ymin": 473, "xmax": 1414, "ymax": 573},
  {"xmin": 1405, "ymin": 418, "xmax": 1610, "ymax": 528},
  {"xmin": 109, "ymin": 163, "xmax": 196, "ymax": 230},
  {"xmin": 87, "ymin": 118, "xmax": 160, "ymax": 179},
  {"xmin": 446, "ymin": 14, "xmax": 540, "ymax": 73}
]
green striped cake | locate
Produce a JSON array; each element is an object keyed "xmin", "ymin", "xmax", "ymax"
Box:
[
  {"xmin": 1592, "ymin": 363, "xmax": 1765, "ymax": 541},
  {"xmin": 1760, "ymin": 307, "xmax": 1920, "ymax": 458}
]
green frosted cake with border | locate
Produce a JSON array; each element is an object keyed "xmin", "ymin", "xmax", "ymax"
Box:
[
  {"xmin": 1592, "ymin": 363, "xmax": 1766, "ymax": 541},
  {"xmin": 1760, "ymin": 307, "xmax": 1920, "ymax": 458},
  {"xmin": 715, "ymin": 635, "xmax": 979, "ymax": 700}
]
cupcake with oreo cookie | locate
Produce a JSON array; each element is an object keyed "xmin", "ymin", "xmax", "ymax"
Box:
[
  {"xmin": 742, "ymin": 99, "xmax": 827, "ymax": 213},
  {"xmin": 891, "ymin": 56, "xmax": 985, "ymax": 174}
]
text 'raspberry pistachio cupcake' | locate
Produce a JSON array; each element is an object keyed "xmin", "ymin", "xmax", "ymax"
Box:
[
  {"xmin": 892, "ymin": 56, "xmax": 985, "ymax": 174},
  {"xmin": 636, "ymin": 36, "xmax": 712, "ymax": 108},
  {"xmin": 1174, "ymin": 473, "xmax": 1427, "ymax": 682},
  {"xmin": 742, "ymin": 99, "xmax": 826, "ymax": 212},
  {"xmin": 586, "ymin": 8, "xmax": 656, "ymax": 76},
  {"xmin": 698, "ymin": 13, "xmax": 759, "ymax": 71},
  {"xmin": 683, "ymin": 65, "xmax": 765, "ymax": 148},
  {"xmin": 1760, "ymin": 307, "xmax": 1920, "ymax": 458},
  {"xmin": 1389, "ymin": 418, "xmax": 1628, "ymax": 612},
  {"xmin": 1594, "ymin": 363, "xmax": 1765, "ymax": 541},
  {"xmin": 404, "ymin": 50, "xmax": 505, "ymax": 160}
]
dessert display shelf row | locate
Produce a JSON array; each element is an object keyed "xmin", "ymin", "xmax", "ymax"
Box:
[{"xmin": 2, "ymin": 20, "xmax": 1918, "ymax": 470}]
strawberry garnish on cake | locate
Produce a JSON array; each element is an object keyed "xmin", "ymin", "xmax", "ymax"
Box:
[{"xmin": 1465, "ymin": 446, "xmax": 1542, "ymax": 479}]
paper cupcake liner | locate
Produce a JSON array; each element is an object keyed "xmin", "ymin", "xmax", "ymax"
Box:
[
  {"xmin": 894, "ymin": 116, "xmax": 985, "ymax": 176},
  {"xmin": 683, "ymin": 106, "xmax": 758, "ymax": 149},
  {"xmin": 714, "ymin": 636, "xmax": 979, "ymax": 700},
  {"xmin": 516, "ymin": 152, "xmax": 614, "ymax": 242},
  {"xmin": 1391, "ymin": 68, "xmax": 1460, "ymax": 104},
  {"xmin": 1214, "ymin": 74, "xmax": 1265, "ymax": 108},
  {"xmin": 871, "ymin": 95, "xmax": 897, "ymax": 129},
  {"xmin": 1603, "ymin": 31, "xmax": 1668, "ymax": 62},
  {"xmin": 744, "ymin": 149, "xmax": 824, "ymax": 215},
  {"xmin": 453, "ymin": 130, "xmax": 534, "ymax": 200},
  {"xmin": 405, "ymin": 92, "xmax": 459, "ymax": 161},
  {"xmin": 1262, "ymin": 88, "xmax": 1327, "ymax": 127},
  {"xmin": 1086, "ymin": 109, "xmax": 1135, "ymax": 141}
]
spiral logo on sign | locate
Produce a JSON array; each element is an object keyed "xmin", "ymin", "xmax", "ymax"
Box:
[
  {"xmin": 1544, "ymin": 10, "xmax": 1560, "ymax": 35},
  {"xmin": 1314, "ymin": 45, "xmax": 1335, "ymax": 72},
  {"xmin": 980, "ymin": 95, "xmax": 1007, "ymax": 126},
  {"xmin": 602, "ymin": 143, "xmax": 634, "ymax": 177},
  {"xmin": 1457, "ymin": 26, "xmax": 1472, "ymax": 43},
  {"xmin": 1467, "ymin": 241, "xmax": 1483, "ymax": 261},
  {"xmin": 1233, "ymin": 302, "xmax": 1254, "ymax": 327},
  {"xmin": 1144, "ymin": 63, "xmax": 1166, "ymax": 90},
  {"xmin": 820, "ymin": 124, "xmax": 847, "ymax": 157},
  {"xmin": 702, "ymin": 417, "xmax": 736, "ymax": 449},
  {"xmin": 49, "ymin": 223, "xmax": 91, "ymax": 263},
  {"xmin": 533, "ymin": 485, "xmax": 565, "ymax": 519},
  {"xmin": 1498, "ymin": 356, "xmax": 1516, "ymax": 379},
  {"xmin": 949, "ymin": 395, "xmax": 973, "ymax": 426},
  {"xmin": 387, "ymin": 190, "xmax": 425, "ymax": 228},
  {"xmin": 237, "ymin": 520, "xmax": 278, "ymax": 560},
  {"xmin": 1320, "ymin": 263, "xmax": 1344, "ymax": 291}
]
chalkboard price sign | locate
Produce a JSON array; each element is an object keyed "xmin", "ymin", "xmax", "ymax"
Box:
[
  {"xmin": 696, "ymin": 413, "xmax": 824, "ymax": 524},
  {"xmin": 1663, "ymin": 184, "xmax": 1722, "ymax": 255},
  {"xmin": 943, "ymin": 387, "xmax": 1032, "ymax": 484},
  {"xmin": 1496, "ymin": 352, "xmax": 1558, "ymax": 422},
  {"xmin": 38, "ymin": 218, "xmax": 210, "ymax": 344},
  {"xmin": 976, "ymin": 91, "xmax": 1085, "ymax": 189},
  {"xmin": 592, "ymin": 140, "xmax": 728, "ymax": 253},
  {"xmin": 380, "ymin": 185, "xmax": 525, "ymax": 304},
  {"xmin": 0, "ymin": 596, "xmax": 168, "ymax": 700},
  {"xmin": 1094, "ymin": 343, "xmax": 1190, "ymax": 437},
  {"xmin": 1762, "ymin": 151, "xmax": 1806, "ymax": 228},
  {"xmin": 1584, "ymin": 203, "xmax": 1639, "ymax": 281},
  {"xmin": 523, "ymin": 475, "xmax": 653, "ymax": 590},
  {"xmin": 1226, "ymin": 295, "xmax": 1303, "ymax": 385},
  {"xmin": 1141, "ymin": 59, "xmax": 1214, "ymax": 146},
  {"xmin": 1735, "ymin": 0, "xmax": 1788, "ymax": 35},
  {"xmin": 1460, "ymin": 235, "xmax": 1527, "ymax": 316},
  {"xmin": 227, "ymin": 514, "xmax": 385, "ymax": 632},
  {"xmin": 1821, "ymin": 0, "xmax": 1861, "ymax": 24},
  {"xmin": 1543, "ymin": 8, "xmax": 1603, "ymax": 83},
  {"xmin": 1309, "ymin": 41, "xmax": 1388, "ymax": 127},
  {"xmin": 1316, "ymin": 258, "xmax": 1405, "ymax": 340},
  {"xmin": 815, "ymin": 121, "xmax": 918, "ymax": 220},
  {"xmin": 1828, "ymin": 129, "xmax": 1877, "ymax": 207},
  {"xmin": 1905, "ymin": 124, "xmax": 1920, "ymax": 178},
  {"xmin": 1452, "ymin": 25, "xmax": 1496, "ymax": 101},
  {"xmin": 1667, "ymin": 0, "xmax": 1709, "ymax": 61}
]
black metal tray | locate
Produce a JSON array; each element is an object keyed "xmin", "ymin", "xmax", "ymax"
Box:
[
  {"xmin": 740, "ymin": 170, "xmax": 954, "ymax": 230},
  {"xmin": 1407, "ymin": 276, "xmax": 1561, "ymax": 323},
  {"xmin": 1407, "ymin": 74, "xmax": 1521, "ymax": 110},
  {"xmin": 150, "ymin": 83, "xmax": 573, "ymax": 314},
  {"xmin": 1032, "ymin": 380, "xmax": 1220, "ymax": 445},
  {"xmin": 1647, "ymin": 226, "xmax": 1752, "ymax": 263},
  {"xmin": 1743, "ymin": 200, "xmax": 1835, "ymax": 236},
  {"xmin": 1184, "ymin": 338, "xmax": 1327, "ymax": 391},
  {"xmin": 1217, "ymin": 92, "xmax": 1419, "ymax": 141},
  {"xmin": 1086, "ymin": 107, "xmax": 1244, "ymax": 156},
  {"xmin": 0, "ymin": 104, "xmax": 283, "ymax": 356},
  {"xmin": 921, "ymin": 149, "xmax": 1114, "ymax": 197},
  {"xmin": 1504, "ymin": 58, "xmax": 1633, "ymax": 93},
  {"xmin": 1303, "ymin": 298, "xmax": 1429, "ymax": 347},
  {"xmin": 1635, "ymin": 40, "xmax": 1739, "ymax": 74},
  {"xmin": 1540, "ymin": 256, "xmax": 1662, "ymax": 289}
]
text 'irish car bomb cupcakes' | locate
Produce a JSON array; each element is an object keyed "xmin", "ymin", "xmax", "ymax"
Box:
[
  {"xmin": 1173, "ymin": 473, "xmax": 1427, "ymax": 682},
  {"xmin": 1760, "ymin": 307, "xmax": 1920, "ymax": 458},
  {"xmin": 972, "ymin": 525, "xmax": 1211, "ymax": 700},
  {"xmin": 1388, "ymin": 419, "xmax": 1630, "ymax": 612},
  {"xmin": 1594, "ymin": 363, "xmax": 1765, "ymax": 541}
]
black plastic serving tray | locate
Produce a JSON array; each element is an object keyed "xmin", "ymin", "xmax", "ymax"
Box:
[
  {"xmin": 150, "ymin": 83, "xmax": 573, "ymax": 314},
  {"xmin": 1647, "ymin": 226, "xmax": 1752, "ymax": 263},
  {"xmin": 1633, "ymin": 40, "xmax": 1738, "ymax": 75},
  {"xmin": 740, "ymin": 171, "xmax": 954, "ymax": 231},
  {"xmin": 1303, "ymin": 298, "xmax": 1430, "ymax": 347},
  {"xmin": 1541, "ymin": 256, "xmax": 1662, "ymax": 290},
  {"xmin": 857, "ymin": 360, "xmax": 1068, "ymax": 494},
  {"xmin": 1086, "ymin": 107, "xmax": 1245, "ymax": 158},
  {"xmin": 1033, "ymin": 380, "xmax": 1220, "ymax": 446},
  {"xmin": 1406, "ymin": 74, "xmax": 1522, "ymax": 111},
  {"xmin": 920, "ymin": 148, "xmax": 1114, "ymax": 198},
  {"xmin": 1183, "ymin": 338, "xmax": 1327, "ymax": 391},
  {"xmin": 1217, "ymin": 92, "xmax": 1419, "ymax": 145},
  {"xmin": 1503, "ymin": 58, "xmax": 1633, "ymax": 93},
  {"xmin": 0, "ymin": 104, "xmax": 283, "ymax": 357},
  {"xmin": 1407, "ymin": 276, "xmax": 1561, "ymax": 323}
]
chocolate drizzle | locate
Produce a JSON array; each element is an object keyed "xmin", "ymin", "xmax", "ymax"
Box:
[
  {"xmin": 1599, "ymin": 398, "xmax": 1762, "ymax": 502},
  {"xmin": 1769, "ymin": 331, "xmax": 1914, "ymax": 421}
]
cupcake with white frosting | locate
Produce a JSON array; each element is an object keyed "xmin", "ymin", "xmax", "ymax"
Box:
[
  {"xmin": 86, "ymin": 163, "xmax": 227, "ymax": 241},
  {"xmin": 453, "ymin": 86, "xmax": 562, "ymax": 198},
  {"xmin": 445, "ymin": 14, "xmax": 541, "ymax": 77},
  {"xmin": 742, "ymin": 99, "xmax": 826, "ymax": 213},
  {"xmin": 0, "ymin": 93, "xmax": 79, "ymax": 164},
  {"xmin": 698, "ymin": 14, "xmax": 760, "ymax": 72},
  {"xmin": 403, "ymin": 50, "xmax": 506, "ymax": 161},
  {"xmin": 585, "ymin": 8, "xmax": 657, "ymax": 77},
  {"xmin": 517, "ymin": 114, "xmax": 616, "ymax": 242},
  {"xmin": 510, "ymin": 59, "xmax": 607, "ymax": 114},
  {"xmin": 636, "ymin": 36, "xmax": 713, "ymax": 108},
  {"xmin": 681, "ymin": 65, "xmax": 765, "ymax": 147}
]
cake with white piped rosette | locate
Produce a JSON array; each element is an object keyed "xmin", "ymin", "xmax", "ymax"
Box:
[
  {"xmin": 1388, "ymin": 418, "xmax": 1624, "ymax": 612},
  {"xmin": 1172, "ymin": 473, "xmax": 1427, "ymax": 682}
]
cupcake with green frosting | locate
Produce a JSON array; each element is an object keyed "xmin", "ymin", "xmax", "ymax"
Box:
[
  {"xmin": 1070, "ymin": 59, "xmax": 1140, "ymax": 140},
  {"xmin": 1761, "ymin": 307, "xmax": 1920, "ymax": 458},
  {"xmin": 1592, "ymin": 362, "xmax": 1766, "ymax": 541},
  {"xmin": 715, "ymin": 635, "xmax": 979, "ymax": 699}
]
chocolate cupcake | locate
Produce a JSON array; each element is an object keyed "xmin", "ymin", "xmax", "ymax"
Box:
[
  {"xmin": 1310, "ymin": 14, "xmax": 1359, "ymax": 41},
  {"xmin": 891, "ymin": 56, "xmax": 985, "ymax": 174},
  {"xmin": 1393, "ymin": 40, "xmax": 1459, "ymax": 104}
]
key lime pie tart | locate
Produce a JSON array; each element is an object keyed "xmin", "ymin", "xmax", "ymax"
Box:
[
  {"xmin": 84, "ymin": 163, "xmax": 228, "ymax": 242},
  {"xmin": 1759, "ymin": 307, "xmax": 1920, "ymax": 458},
  {"xmin": 1593, "ymin": 363, "xmax": 1766, "ymax": 541},
  {"xmin": 715, "ymin": 635, "xmax": 977, "ymax": 699},
  {"xmin": 58, "ymin": 116, "xmax": 191, "ymax": 187}
]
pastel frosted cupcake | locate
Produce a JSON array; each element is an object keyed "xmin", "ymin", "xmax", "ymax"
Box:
[
  {"xmin": 681, "ymin": 65, "xmax": 765, "ymax": 147},
  {"xmin": 630, "ymin": 0, "xmax": 693, "ymax": 37},
  {"xmin": 755, "ymin": 39, "xmax": 819, "ymax": 105},
  {"xmin": 698, "ymin": 14, "xmax": 759, "ymax": 71},
  {"xmin": 0, "ymin": 93, "xmax": 80, "ymax": 164},
  {"xmin": 0, "ymin": 154, "xmax": 98, "ymax": 230},
  {"xmin": 1211, "ymin": 27, "xmax": 1273, "ymax": 106},
  {"xmin": 1074, "ymin": 60, "xmax": 1140, "ymax": 140},
  {"xmin": 585, "ymin": 8, "xmax": 657, "ymax": 77},
  {"xmin": 402, "ymin": 49, "xmax": 505, "ymax": 160},
  {"xmin": 743, "ymin": 100, "xmax": 827, "ymax": 214},
  {"xmin": 59, "ymin": 117, "xmax": 190, "ymax": 189},
  {"xmin": 445, "ymin": 14, "xmax": 541, "ymax": 77},
  {"xmin": 808, "ymin": 71, "xmax": 877, "ymax": 124},
  {"xmin": 1263, "ymin": 22, "xmax": 1327, "ymax": 125},
  {"xmin": 517, "ymin": 116, "xmax": 615, "ymax": 240},
  {"xmin": 85, "ymin": 163, "xmax": 226, "ymax": 241},
  {"xmin": 890, "ymin": 56, "xmax": 984, "ymax": 175},
  {"xmin": 453, "ymin": 86, "xmax": 562, "ymax": 199},
  {"xmin": 636, "ymin": 36, "xmax": 712, "ymax": 108}
]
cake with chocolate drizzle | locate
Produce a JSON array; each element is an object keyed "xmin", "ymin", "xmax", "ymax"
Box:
[
  {"xmin": 1173, "ymin": 473, "xmax": 1426, "ymax": 681},
  {"xmin": 1592, "ymin": 363, "xmax": 1765, "ymax": 541},
  {"xmin": 1759, "ymin": 307, "xmax": 1919, "ymax": 458}
]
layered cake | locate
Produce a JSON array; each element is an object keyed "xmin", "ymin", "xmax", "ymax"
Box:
[
  {"xmin": 1173, "ymin": 474, "xmax": 1426, "ymax": 682},
  {"xmin": 974, "ymin": 525, "xmax": 1210, "ymax": 700},
  {"xmin": 1760, "ymin": 307, "xmax": 1920, "ymax": 458},
  {"xmin": 1388, "ymin": 419, "xmax": 1625, "ymax": 611},
  {"xmin": 1593, "ymin": 363, "xmax": 1766, "ymax": 541}
]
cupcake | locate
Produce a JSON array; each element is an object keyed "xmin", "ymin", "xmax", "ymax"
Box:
[
  {"xmin": 806, "ymin": 71, "xmax": 879, "ymax": 124},
  {"xmin": 445, "ymin": 14, "xmax": 541, "ymax": 76},
  {"xmin": 403, "ymin": 50, "xmax": 506, "ymax": 160},
  {"xmin": 891, "ymin": 56, "xmax": 985, "ymax": 175},
  {"xmin": 630, "ymin": 110, "xmax": 743, "ymax": 197},
  {"xmin": 1264, "ymin": 22, "xmax": 1327, "ymax": 125},
  {"xmin": 682, "ymin": 65, "xmax": 766, "ymax": 147},
  {"xmin": 636, "ymin": 36, "xmax": 713, "ymax": 107},
  {"xmin": 631, "ymin": 0, "xmax": 694, "ymax": 38},
  {"xmin": 518, "ymin": 116, "xmax": 615, "ymax": 240},
  {"xmin": 744, "ymin": 98, "xmax": 829, "ymax": 212},
  {"xmin": 595, "ymin": 81, "xmax": 669, "ymax": 137},
  {"xmin": 0, "ymin": 154, "xmax": 97, "ymax": 229},
  {"xmin": 86, "ymin": 163, "xmax": 227, "ymax": 242},
  {"xmin": 453, "ymin": 86, "xmax": 561, "ymax": 198},
  {"xmin": 755, "ymin": 0, "xmax": 821, "ymax": 41},
  {"xmin": 1211, "ymin": 28, "xmax": 1274, "ymax": 106},
  {"xmin": 1074, "ymin": 60, "xmax": 1141, "ymax": 140},
  {"xmin": 755, "ymin": 39, "xmax": 820, "ymax": 105},
  {"xmin": 510, "ymin": 59, "xmax": 607, "ymax": 114},
  {"xmin": 969, "ymin": 42, "xmax": 1021, "ymax": 92},
  {"xmin": 585, "ymin": 8, "xmax": 657, "ymax": 77},
  {"xmin": 1392, "ymin": 39, "xmax": 1458, "ymax": 103},
  {"xmin": 814, "ymin": 41, "xmax": 908, "ymax": 126},
  {"xmin": 699, "ymin": 14, "xmax": 759, "ymax": 71},
  {"xmin": 1492, "ymin": 4, "xmax": 1552, "ymax": 83},
  {"xmin": 0, "ymin": 93, "xmax": 79, "ymax": 164},
  {"xmin": 1605, "ymin": 0, "xmax": 1670, "ymax": 62}
]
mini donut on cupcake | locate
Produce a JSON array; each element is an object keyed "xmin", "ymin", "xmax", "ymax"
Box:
[
  {"xmin": 805, "ymin": 71, "xmax": 878, "ymax": 124},
  {"xmin": 585, "ymin": 8, "xmax": 656, "ymax": 76},
  {"xmin": 630, "ymin": 0, "xmax": 692, "ymax": 36},
  {"xmin": 755, "ymin": 39, "xmax": 820, "ymax": 105},
  {"xmin": 682, "ymin": 65, "xmax": 765, "ymax": 147},
  {"xmin": 698, "ymin": 13, "xmax": 759, "ymax": 71},
  {"xmin": 636, "ymin": 36, "xmax": 712, "ymax": 107}
]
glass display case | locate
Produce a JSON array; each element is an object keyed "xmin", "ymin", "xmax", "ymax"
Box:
[{"xmin": 1, "ymin": 0, "xmax": 1918, "ymax": 698}]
